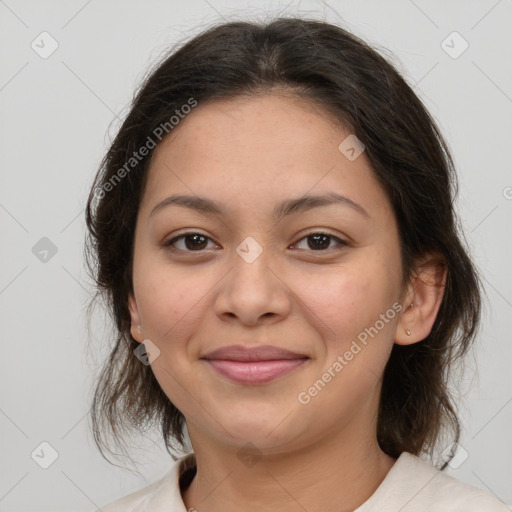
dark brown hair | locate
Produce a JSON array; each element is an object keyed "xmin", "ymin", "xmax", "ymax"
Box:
[{"xmin": 85, "ymin": 17, "xmax": 482, "ymax": 470}]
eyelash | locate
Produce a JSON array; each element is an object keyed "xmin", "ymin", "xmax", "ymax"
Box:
[{"xmin": 163, "ymin": 231, "xmax": 348, "ymax": 254}]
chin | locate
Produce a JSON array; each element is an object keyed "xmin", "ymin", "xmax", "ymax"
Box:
[{"xmin": 210, "ymin": 410, "xmax": 305, "ymax": 451}]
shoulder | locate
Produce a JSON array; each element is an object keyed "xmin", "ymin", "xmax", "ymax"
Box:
[
  {"xmin": 358, "ymin": 452, "xmax": 509, "ymax": 512},
  {"xmin": 96, "ymin": 453, "xmax": 195, "ymax": 512},
  {"xmin": 419, "ymin": 463, "xmax": 510, "ymax": 511},
  {"xmin": 98, "ymin": 477, "xmax": 165, "ymax": 512}
]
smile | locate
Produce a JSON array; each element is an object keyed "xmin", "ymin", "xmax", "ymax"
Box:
[{"xmin": 204, "ymin": 358, "xmax": 309, "ymax": 384}]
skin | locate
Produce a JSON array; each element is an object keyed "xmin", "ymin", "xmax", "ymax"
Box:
[{"xmin": 128, "ymin": 93, "xmax": 447, "ymax": 512}]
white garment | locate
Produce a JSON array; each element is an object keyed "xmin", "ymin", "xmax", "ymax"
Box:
[{"xmin": 98, "ymin": 451, "xmax": 509, "ymax": 511}]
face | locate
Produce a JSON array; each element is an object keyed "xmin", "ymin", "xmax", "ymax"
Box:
[{"xmin": 128, "ymin": 94, "xmax": 408, "ymax": 454}]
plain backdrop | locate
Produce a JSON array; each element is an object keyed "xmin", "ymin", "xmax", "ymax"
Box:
[{"xmin": 0, "ymin": 0, "xmax": 511, "ymax": 510}]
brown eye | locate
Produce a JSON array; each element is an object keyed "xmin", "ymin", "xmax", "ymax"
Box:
[
  {"xmin": 164, "ymin": 233, "xmax": 215, "ymax": 252},
  {"xmin": 294, "ymin": 232, "xmax": 347, "ymax": 251}
]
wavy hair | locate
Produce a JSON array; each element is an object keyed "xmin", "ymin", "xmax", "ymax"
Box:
[{"xmin": 85, "ymin": 17, "xmax": 482, "ymax": 470}]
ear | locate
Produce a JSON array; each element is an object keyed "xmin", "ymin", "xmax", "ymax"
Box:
[
  {"xmin": 395, "ymin": 253, "xmax": 447, "ymax": 346},
  {"xmin": 128, "ymin": 292, "xmax": 144, "ymax": 344}
]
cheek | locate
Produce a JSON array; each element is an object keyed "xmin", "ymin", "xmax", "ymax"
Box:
[
  {"xmin": 133, "ymin": 257, "xmax": 211, "ymax": 343},
  {"xmin": 291, "ymin": 262, "xmax": 384, "ymax": 333},
  {"xmin": 291, "ymin": 251, "xmax": 401, "ymax": 353},
  {"xmin": 298, "ymin": 274, "xmax": 365, "ymax": 333}
]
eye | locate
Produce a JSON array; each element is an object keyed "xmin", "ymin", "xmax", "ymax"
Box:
[
  {"xmin": 163, "ymin": 231, "xmax": 348, "ymax": 253},
  {"xmin": 163, "ymin": 232, "xmax": 218, "ymax": 252},
  {"xmin": 292, "ymin": 232, "xmax": 347, "ymax": 251}
]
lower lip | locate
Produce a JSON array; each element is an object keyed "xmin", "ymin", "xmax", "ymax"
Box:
[{"xmin": 205, "ymin": 358, "xmax": 308, "ymax": 384}]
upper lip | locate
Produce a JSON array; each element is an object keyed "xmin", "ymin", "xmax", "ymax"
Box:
[{"xmin": 201, "ymin": 345, "xmax": 309, "ymax": 361}]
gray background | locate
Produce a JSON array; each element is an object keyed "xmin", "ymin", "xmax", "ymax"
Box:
[{"xmin": 0, "ymin": 0, "xmax": 511, "ymax": 510}]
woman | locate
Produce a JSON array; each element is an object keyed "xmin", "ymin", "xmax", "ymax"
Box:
[{"xmin": 86, "ymin": 17, "xmax": 507, "ymax": 511}]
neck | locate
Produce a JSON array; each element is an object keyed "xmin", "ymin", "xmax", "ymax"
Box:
[{"xmin": 181, "ymin": 426, "xmax": 396, "ymax": 512}]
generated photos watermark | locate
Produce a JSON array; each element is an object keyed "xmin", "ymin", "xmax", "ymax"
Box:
[
  {"xmin": 297, "ymin": 301, "xmax": 403, "ymax": 405},
  {"xmin": 94, "ymin": 97, "xmax": 198, "ymax": 199}
]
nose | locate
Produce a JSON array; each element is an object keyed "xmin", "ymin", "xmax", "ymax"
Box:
[{"xmin": 213, "ymin": 242, "xmax": 291, "ymax": 326}]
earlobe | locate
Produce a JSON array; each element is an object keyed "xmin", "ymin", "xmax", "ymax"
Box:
[
  {"xmin": 128, "ymin": 293, "xmax": 144, "ymax": 343},
  {"xmin": 395, "ymin": 254, "xmax": 447, "ymax": 346}
]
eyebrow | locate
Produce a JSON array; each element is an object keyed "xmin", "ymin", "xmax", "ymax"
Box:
[{"xmin": 149, "ymin": 192, "xmax": 369, "ymax": 220}]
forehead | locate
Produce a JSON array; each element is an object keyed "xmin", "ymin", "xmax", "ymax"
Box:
[
  {"xmin": 152, "ymin": 93, "xmax": 344, "ymax": 162},
  {"xmin": 140, "ymin": 94, "xmax": 393, "ymax": 222}
]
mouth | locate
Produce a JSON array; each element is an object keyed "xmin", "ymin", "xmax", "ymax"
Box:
[{"xmin": 201, "ymin": 345, "xmax": 310, "ymax": 384}]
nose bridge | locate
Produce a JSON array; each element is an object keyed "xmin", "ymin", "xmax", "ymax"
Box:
[
  {"xmin": 215, "ymin": 234, "xmax": 290, "ymax": 323},
  {"xmin": 231, "ymin": 234, "xmax": 275, "ymax": 295}
]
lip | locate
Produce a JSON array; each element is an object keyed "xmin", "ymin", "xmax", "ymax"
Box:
[
  {"xmin": 202, "ymin": 344, "xmax": 308, "ymax": 361},
  {"xmin": 201, "ymin": 344, "xmax": 309, "ymax": 384}
]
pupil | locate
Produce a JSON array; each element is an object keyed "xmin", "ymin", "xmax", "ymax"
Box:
[
  {"xmin": 183, "ymin": 234, "xmax": 331, "ymax": 251},
  {"xmin": 185, "ymin": 234, "xmax": 207, "ymax": 250},
  {"xmin": 309, "ymin": 234, "xmax": 330, "ymax": 250}
]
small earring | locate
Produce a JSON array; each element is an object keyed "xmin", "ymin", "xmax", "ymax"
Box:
[
  {"xmin": 137, "ymin": 324, "xmax": 141, "ymax": 334},
  {"xmin": 406, "ymin": 329, "xmax": 411, "ymax": 336},
  {"xmin": 410, "ymin": 303, "xmax": 414, "ymax": 308}
]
